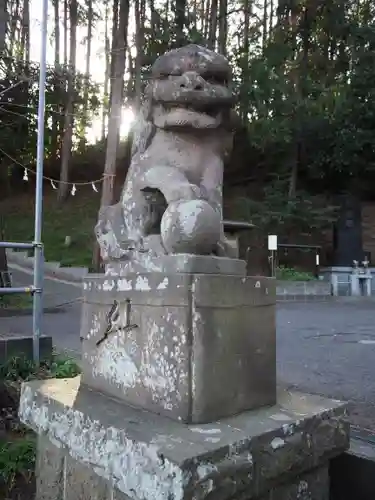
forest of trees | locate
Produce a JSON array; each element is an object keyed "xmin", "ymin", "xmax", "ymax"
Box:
[{"xmin": 1, "ymin": 0, "xmax": 375, "ymax": 232}]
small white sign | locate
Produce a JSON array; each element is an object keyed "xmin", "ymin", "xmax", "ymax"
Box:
[
  {"xmin": 316, "ymin": 253, "xmax": 320, "ymax": 265},
  {"xmin": 268, "ymin": 235, "xmax": 278, "ymax": 251}
]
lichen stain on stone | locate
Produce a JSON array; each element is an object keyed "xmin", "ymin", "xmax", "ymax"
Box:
[
  {"xmin": 141, "ymin": 320, "xmax": 186, "ymax": 410},
  {"xmin": 90, "ymin": 312, "xmax": 188, "ymax": 413},
  {"xmin": 103, "ymin": 279, "xmax": 115, "ymax": 291},
  {"xmin": 270, "ymin": 413, "xmax": 293, "ymax": 422},
  {"xmin": 282, "ymin": 423, "xmax": 295, "ymax": 436},
  {"xmin": 271, "ymin": 437, "xmax": 285, "ymax": 450},
  {"xmin": 117, "ymin": 278, "xmax": 132, "ymax": 291},
  {"xmin": 196, "ymin": 462, "xmax": 218, "ymax": 481},
  {"xmin": 176, "ymin": 200, "xmax": 204, "ymax": 236},
  {"xmin": 204, "ymin": 437, "xmax": 221, "ymax": 444},
  {"xmin": 19, "ymin": 385, "xmax": 186, "ymax": 500},
  {"xmin": 88, "ymin": 312, "xmax": 101, "ymax": 340},
  {"xmin": 157, "ymin": 277, "xmax": 169, "ymax": 290},
  {"xmin": 297, "ymin": 479, "xmax": 310, "ymax": 498},
  {"xmin": 135, "ymin": 275, "xmax": 151, "ymax": 290},
  {"xmin": 190, "ymin": 427, "xmax": 221, "ymax": 435},
  {"xmin": 94, "ymin": 334, "xmax": 140, "ymax": 389}
]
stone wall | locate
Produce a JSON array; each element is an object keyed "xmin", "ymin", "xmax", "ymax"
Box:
[{"xmin": 277, "ymin": 280, "xmax": 331, "ymax": 300}]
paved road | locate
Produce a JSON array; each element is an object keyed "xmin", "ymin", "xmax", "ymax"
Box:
[
  {"xmin": 3, "ymin": 266, "xmax": 375, "ymax": 428},
  {"xmin": 277, "ymin": 299, "xmax": 375, "ymax": 429},
  {"xmin": 2, "ymin": 266, "xmax": 82, "ymax": 354}
]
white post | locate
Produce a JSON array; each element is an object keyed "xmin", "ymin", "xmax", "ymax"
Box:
[
  {"xmin": 268, "ymin": 235, "xmax": 278, "ymax": 278},
  {"xmin": 32, "ymin": 0, "xmax": 48, "ymax": 364}
]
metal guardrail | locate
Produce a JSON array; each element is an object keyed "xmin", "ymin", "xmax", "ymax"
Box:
[
  {"xmin": 0, "ymin": 242, "xmax": 44, "ymax": 363},
  {"xmin": 0, "ymin": 241, "xmax": 35, "ymax": 250},
  {"xmin": 278, "ymin": 243, "xmax": 321, "ymax": 251}
]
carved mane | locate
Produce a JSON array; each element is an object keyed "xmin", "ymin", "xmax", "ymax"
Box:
[{"xmin": 130, "ymin": 88, "xmax": 155, "ymax": 158}]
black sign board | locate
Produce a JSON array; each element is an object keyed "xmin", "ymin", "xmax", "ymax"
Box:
[{"xmin": 332, "ymin": 195, "xmax": 364, "ymax": 266}]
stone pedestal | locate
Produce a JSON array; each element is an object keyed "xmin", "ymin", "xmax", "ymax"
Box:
[
  {"xmin": 350, "ymin": 272, "xmax": 372, "ymax": 297},
  {"xmin": 20, "ymin": 377, "xmax": 349, "ymax": 500},
  {"xmin": 19, "ymin": 254, "xmax": 349, "ymax": 499},
  {"xmin": 80, "ymin": 256, "xmax": 275, "ymax": 424}
]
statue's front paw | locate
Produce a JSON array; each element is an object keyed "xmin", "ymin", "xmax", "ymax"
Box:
[
  {"xmin": 168, "ymin": 184, "xmax": 205, "ymax": 203},
  {"xmin": 216, "ymin": 238, "xmax": 238, "ymax": 258}
]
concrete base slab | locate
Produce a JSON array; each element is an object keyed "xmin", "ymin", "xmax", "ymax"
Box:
[{"xmin": 19, "ymin": 377, "xmax": 349, "ymax": 500}]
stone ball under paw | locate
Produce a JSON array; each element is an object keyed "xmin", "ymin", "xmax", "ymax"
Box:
[{"xmin": 160, "ymin": 199, "xmax": 221, "ymax": 254}]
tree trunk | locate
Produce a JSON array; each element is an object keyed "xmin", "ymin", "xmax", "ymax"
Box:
[
  {"xmin": 63, "ymin": 0, "xmax": 68, "ymax": 67},
  {"xmin": 149, "ymin": 0, "xmax": 157, "ymax": 38},
  {"xmin": 240, "ymin": 0, "xmax": 251, "ymax": 121},
  {"xmin": 262, "ymin": 0, "xmax": 268, "ymax": 50},
  {"xmin": 93, "ymin": 0, "xmax": 130, "ymax": 269},
  {"xmin": 126, "ymin": 48, "xmax": 134, "ymax": 96},
  {"xmin": 174, "ymin": 0, "xmax": 186, "ymax": 47},
  {"xmin": 0, "ymin": 0, "xmax": 7, "ymax": 55},
  {"xmin": 61, "ymin": 0, "xmax": 68, "ymax": 148},
  {"xmin": 80, "ymin": 0, "xmax": 93, "ymax": 149},
  {"xmin": 54, "ymin": 0, "xmax": 60, "ymax": 66},
  {"xmin": 109, "ymin": 0, "xmax": 119, "ymax": 108},
  {"xmin": 101, "ymin": 0, "xmax": 111, "ymax": 141},
  {"xmin": 203, "ymin": 0, "xmax": 210, "ymax": 41},
  {"xmin": 192, "ymin": 0, "xmax": 197, "ymax": 31},
  {"xmin": 102, "ymin": 0, "xmax": 129, "ymax": 205},
  {"xmin": 52, "ymin": 0, "xmax": 60, "ymax": 161},
  {"xmin": 58, "ymin": 0, "xmax": 77, "ymax": 202},
  {"xmin": 9, "ymin": 0, "xmax": 20, "ymax": 59},
  {"xmin": 134, "ymin": 0, "xmax": 145, "ymax": 108},
  {"xmin": 269, "ymin": 0, "xmax": 273, "ymax": 35},
  {"xmin": 207, "ymin": 0, "xmax": 218, "ymax": 50},
  {"xmin": 218, "ymin": 0, "xmax": 227, "ymax": 54},
  {"xmin": 199, "ymin": 0, "xmax": 205, "ymax": 32},
  {"xmin": 287, "ymin": 7, "xmax": 299, "ymax": 198},
  {"xmin": 20, "ymin": 0, "xmax": 29, "ymax": 62}
]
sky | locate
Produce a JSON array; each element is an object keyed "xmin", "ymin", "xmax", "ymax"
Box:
[
  {"xmin": 29, "ymin": 0, "xmax": 106, "ymax": 82},
  {"xmin": 29, "ymin": 0, "xmax": 134, "ymax": 141}
]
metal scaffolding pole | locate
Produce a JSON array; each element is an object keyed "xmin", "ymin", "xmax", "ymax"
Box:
[{"xmin": 32, "ymin": 0, "xmax": 48, "ymax": 365}]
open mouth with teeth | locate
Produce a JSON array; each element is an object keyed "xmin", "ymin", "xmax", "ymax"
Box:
[
  {"xmin": 153, "ymin": 101, "xmax": 228, "ymax": 129},
  {"xmin": 163, "ymin": 108, "xmax": 221, "ymax": 128},
  {"xmin": 165, "ymin": 102, "xmax": 221, "ymax": 117}
]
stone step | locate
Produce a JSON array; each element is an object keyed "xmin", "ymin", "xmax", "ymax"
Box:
[
  {"xmin": 6, "ymin": 249, "xmax": 29, "ymax": 261},
  {"xmin": 6, "ymin": 249, "xmax": 88, "ymax": 283},
  {"xmin": 45, "ymin": 261, "xmax": 61, "ymax": 270},
  {"xmin": 52, "ymin": 266, "xmax": 88, "ymax": 281}
]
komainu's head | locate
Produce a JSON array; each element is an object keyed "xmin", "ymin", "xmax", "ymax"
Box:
[{"xmin": 146, "ymin": 44, "xmax": 235, "ymax": 130}]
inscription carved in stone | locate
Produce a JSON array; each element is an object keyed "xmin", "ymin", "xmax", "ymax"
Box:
[{"xmin": 96, "ymin": 299, "xmax": 138, "ymax": 346}]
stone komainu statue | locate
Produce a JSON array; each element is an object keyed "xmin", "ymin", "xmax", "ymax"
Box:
[{"xmin": 95, "ymin": 44, "xmax": 238, "ymax": 262}]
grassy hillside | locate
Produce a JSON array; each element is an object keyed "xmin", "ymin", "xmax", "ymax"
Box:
[{"xmin": 1, "ymin": 187, "xmax": 99, "ymax": 267}]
